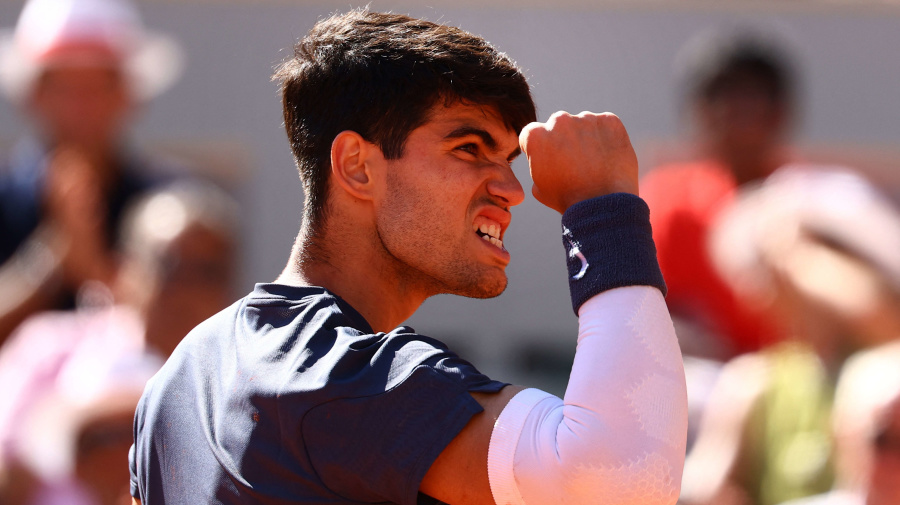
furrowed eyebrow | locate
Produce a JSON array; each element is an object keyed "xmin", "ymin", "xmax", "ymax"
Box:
[
  {"xmin": 444, "ymin": 126, "xmax": 520, "ymax": 161},
  {"xmin": 444, "ymin": 126, "xmax": 498, "ymax": 150}
]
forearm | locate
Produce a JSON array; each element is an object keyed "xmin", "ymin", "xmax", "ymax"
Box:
[{"xmin": 488, "ymin": 194, "xmax": 687, "ymax": 505}]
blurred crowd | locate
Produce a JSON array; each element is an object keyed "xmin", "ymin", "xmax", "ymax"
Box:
[
  {"xmin": 1, "ymin": 1, "xmax": 899, "ymax": 505},
  {"xmin": 0, "ymin": 0, "xmax": 237, "ymax": 503},
  {"xmin": 641, "ymin": 26, "xmax": 900, "ymax": 505}
]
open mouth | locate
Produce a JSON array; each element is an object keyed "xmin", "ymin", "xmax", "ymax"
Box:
[{"xmin": 474, "ymin": 221, "xmax": 504, "ymax": 250}]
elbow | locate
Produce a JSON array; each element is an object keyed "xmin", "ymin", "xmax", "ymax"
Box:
[
  {"xmin": 550, "ymin": 401, "xmax": 687, "ymax": 504},
  {"xmin": 508, "ymin": 414, "xmax": 686, "ymax": 505}
]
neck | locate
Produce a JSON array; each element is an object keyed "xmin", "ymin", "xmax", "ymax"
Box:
[{"xmin": 276, "ymin": 221, "xmax": 429, "ymax": 333}]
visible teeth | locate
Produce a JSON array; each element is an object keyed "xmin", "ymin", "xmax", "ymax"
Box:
[
  {"xmin": 479, "ymin": 234, "xmax": 504, "ymax": 249},
  {"xmin": 476, "ymin": 222, "xmax": 501, "ymax": 240}
]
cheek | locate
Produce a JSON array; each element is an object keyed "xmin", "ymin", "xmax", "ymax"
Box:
[
  {"xmin": 378, "ymin": 169, "xmax": 468, "ymax": 264},
  {"xmin": 380, "ymin": 177, "xmax": 436, "ymax": 247}
]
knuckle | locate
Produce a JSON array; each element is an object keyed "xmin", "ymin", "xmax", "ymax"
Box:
[
  {"xmin": 519, "ymin": 122, "xmax": 540, "ymax": 145},
  {"xmin": 548, "ymin": 110, "xmax": 573, "ymax": 127},
  {"xmin": 597, "ymin": 113, "xmax": 627, "ymax": 135},
  {"xmin": 595, "ymin": 112, "xmax": 620, "ymax": 125},
  {"xmin": 520, "ymin": 125, "xmax": 544, "ymax": 147}
]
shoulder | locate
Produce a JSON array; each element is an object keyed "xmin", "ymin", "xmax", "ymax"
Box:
[
  {"xmin": 131, "ymin": 285, "xmax": 506, "ymax": 504},
  {"xmin": 153, "ymin": 285, "xmax": 504, "ymax": 403},
  {"xmin": 297, "ymin": 333, "xmax": 502, "ymax": 505},
  {"xmin": 373, "ymin": 327, "xmax": 506, "ymax": 394}
]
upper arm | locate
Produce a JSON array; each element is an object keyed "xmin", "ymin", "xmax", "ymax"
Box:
[
  {"xmin": 420, "ymin": 385, "xmax": 524, "ymax": 505},
  {"xmin": 132, "ymin": 499, "xmax": 141, "ymax": 505}
]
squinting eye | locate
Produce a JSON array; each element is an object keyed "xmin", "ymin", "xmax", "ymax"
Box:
[{"xmin": 456, "ymin": 144, "xmax": 478, "ymax": 155}]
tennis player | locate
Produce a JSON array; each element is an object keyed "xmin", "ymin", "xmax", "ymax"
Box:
[{"xmin": 130, "ymin": 10, "xmax": 687, "ymax": 505}]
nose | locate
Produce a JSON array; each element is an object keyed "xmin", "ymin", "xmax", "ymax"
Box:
[{"xmin": 487, "ymin": 163, "xmax": 526, "ymax": 208}]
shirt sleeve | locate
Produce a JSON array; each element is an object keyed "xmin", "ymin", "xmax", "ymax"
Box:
[
  {"xmin": 129, "ymin": 442, "xmax": 141, "ymax": 500},
  {"xmin": 302, "ymin": 364, "xmax": 487, "ymax": 505},
  {"xmin": 130, "ymin": 382, "xmax": 150, "ymax": 501}
]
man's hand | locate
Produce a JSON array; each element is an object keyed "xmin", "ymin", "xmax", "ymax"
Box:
[{"xmin": 519, "ymin": 111, "xmax": 639, "ymax": 214}]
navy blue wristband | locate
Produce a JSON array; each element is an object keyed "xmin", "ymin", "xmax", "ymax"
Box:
[{"xmin": 561, "ymin": 193, "xmax": 666, "ymax": 314}]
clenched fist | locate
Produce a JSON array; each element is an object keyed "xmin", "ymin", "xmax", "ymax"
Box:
[{"xmin": 519, "ymin": 111, "xmax": 639, "ymax": 214}]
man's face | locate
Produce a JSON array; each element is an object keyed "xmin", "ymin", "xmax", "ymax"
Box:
[
  {"xmin": 697, "ymin": 70, "xmax": 787, "ymax": 154},
  {"xmin": 374, "ymin": 102, "xmax": 525, "ymax": 299},
  {"xmin": 28, "ymin": 63, "xmax": 132, "ymax": 149}
]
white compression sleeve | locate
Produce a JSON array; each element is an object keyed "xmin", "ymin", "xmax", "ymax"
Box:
[{"xmin": 487, "ymin": 286, "xmax": 687, "ymax": 505}]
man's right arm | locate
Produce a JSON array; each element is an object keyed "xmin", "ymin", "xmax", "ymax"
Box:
[{"xmin": 421, "ymin": 112, "xmax": 688, "ymax": 505}]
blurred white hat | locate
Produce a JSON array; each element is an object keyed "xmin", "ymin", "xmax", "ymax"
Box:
[{"xmin": 0, "ymin": 0, "xmax": 183, "ymax": 102}]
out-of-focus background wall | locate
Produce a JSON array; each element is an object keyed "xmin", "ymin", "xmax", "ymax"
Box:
[{"xmin": 1, "ymin": 0, "xmax": 898, "ymax": 390}]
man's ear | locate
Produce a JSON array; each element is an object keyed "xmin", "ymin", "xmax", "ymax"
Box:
[{"xmin": 330, "ymin": 130, "xmax": 381, "ymax": 201}]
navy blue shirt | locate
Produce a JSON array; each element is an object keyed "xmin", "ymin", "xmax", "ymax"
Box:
[
  {"xmin": 130, "ymin": 284, "xmax": 506, "ymax": 504},
  {"xmin": 130, "ymin": 193, "xmax": 667, "ymax": 505}
]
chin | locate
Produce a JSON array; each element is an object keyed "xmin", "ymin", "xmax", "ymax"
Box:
[{"xmin": 452, "ymin": 273, "xmax": 508, "ymax": 299}]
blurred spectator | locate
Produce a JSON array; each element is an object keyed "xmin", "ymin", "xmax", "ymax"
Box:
[
  {"xmin": 780, "ymin": 389, "xmax": 900, "ymax": 505},
  {"xmin": 680, "ymin": 167, "xmax": 900, "ymax": 505},
  {"xmin": 17, "ymin": 352, "xmax": 161, "ymax": 505},
  {"xmin": 0, "ymin": 181, "xmax": 237, "ymax": 505},
  {"xmin": 0, "ymin": 0, "xmax": 184, "ymax": 345},
  {"xmin": 641, "ymin": 27, "xmax": 798, "ymax": 359},
  {"xmin": 810, "ymin": 340, "xmax": 900, "ymax": 505}
]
